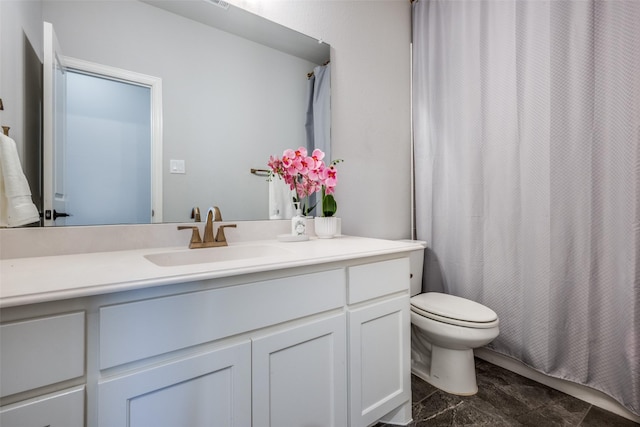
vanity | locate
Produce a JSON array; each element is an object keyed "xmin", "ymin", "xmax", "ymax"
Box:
[{"xmin": 0, "ymin": 222, "xmax": 423, "ymax": 427}]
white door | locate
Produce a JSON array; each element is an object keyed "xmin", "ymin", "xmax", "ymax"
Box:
[
  {"xmin": 64, "ymin": 70, "xmax": 152, "ymax": 226},
  {"xmin": 42, "ymin": 23, "xmax": 163, "ymax": 226},
  {"xmin": 42, "ymin": 21, "xmax": 67, "ymax": 226}
]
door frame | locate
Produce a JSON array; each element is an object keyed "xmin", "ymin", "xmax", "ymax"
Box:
[
  {"xmin": 42, "ymin": 21, "xmax": 67, "ymax": 226},
  {"xmin": 44, "ymin": 54, "xmax": 164, "ymax": 225}
]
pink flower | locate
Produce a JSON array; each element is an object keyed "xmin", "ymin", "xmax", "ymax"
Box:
[{"xmin": 267, "ymin": 147, "xmax": 341, "ymax": 215}]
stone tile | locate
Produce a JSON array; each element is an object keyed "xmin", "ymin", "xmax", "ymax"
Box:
[
  {"xmin": 514, "ymin": 394, "xmax": 590, "ymax": 427},
  {"xmin": 412, "ymin": 389, "xmax": 465, "ymax": 422},
  {"xmin": 537, "ymin": 394, "xmax": 591, "ymax": 425},
  {"xmin": 474, "ymin": 359, "xmax": 589, "ymax": 422},
  {"xmin": 469, "ymin": 380, "xmax": 534, "ymax": 418},
  {"xmin": 412, "ymin": 374, "xmax": 439, "ymax": 403},
  {"xmin": 580, "ymin": 406, "xmax": 640, "ymax": 427},
  {"xmin": 376, "ymin": 359, "xmax": 638, "ymax": 427},
  {"xmin": 515, "ymin": 409, "xmax": 575, "ymax": 426},
  {"xmin": 412, "ymin": 393, "xmax": 520, "ymax": 426}
]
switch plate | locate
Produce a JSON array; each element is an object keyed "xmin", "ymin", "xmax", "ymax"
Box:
[{"xmin": 170, "ymin": 159, "xmax": 186, "ymax": 174}]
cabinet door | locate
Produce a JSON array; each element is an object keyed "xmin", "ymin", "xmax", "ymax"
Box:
[
  {"xmin": 98, "ymin": 340, "xmax": 251, "ymax": 427},
  {"xmin": 252, "ymin": 313, "xmax": 347, "ymax": 427},
  {"xmin": 348, "ymin": 295, "xmax": 411, "ymax": 427},
  {"xmin": 0, "ymin": 386, "xmax": 84, "ymax": 427}
]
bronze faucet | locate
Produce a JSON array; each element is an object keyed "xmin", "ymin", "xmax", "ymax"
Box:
[{"xmin": 178, "ymin": 206, "xmax": 236, "ymax": 249}]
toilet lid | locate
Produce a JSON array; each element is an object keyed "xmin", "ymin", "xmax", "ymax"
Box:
[{"xmin": 411, "ymin": 292, "xmax": 498, "ymax": 323}]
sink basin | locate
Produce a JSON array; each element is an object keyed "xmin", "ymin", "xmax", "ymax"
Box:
[{"xmin": 144, "ymin": 244, "xmax": 289, "ymax": 267}]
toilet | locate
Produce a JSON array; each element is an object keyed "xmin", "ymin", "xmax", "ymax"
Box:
[{"xmin": 406, "ymin": 241, "xmax": 499, "ymax": 396}]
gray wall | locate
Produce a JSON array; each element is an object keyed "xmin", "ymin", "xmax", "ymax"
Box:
[
  {"xmin": 235, "ymin": 0, "xmax": 413, "ymax": 239},
  {"xmin": 0, "ymin": 0, "xmax": 43, "ymax": 213}
]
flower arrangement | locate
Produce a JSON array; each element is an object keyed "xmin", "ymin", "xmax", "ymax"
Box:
[{"xmin": 268, "ymin": 147, "xmax": 341, "ymax": 217}]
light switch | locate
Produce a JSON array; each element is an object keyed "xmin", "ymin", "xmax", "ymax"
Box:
[{"xmin": 170, "ymin": 159, "xmax": 186, "ymax": 174}]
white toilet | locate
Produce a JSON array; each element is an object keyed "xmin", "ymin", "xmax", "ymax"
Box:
[{"xmin": 406, "ymin": 241, "xmax": 499, "ymax": 396}]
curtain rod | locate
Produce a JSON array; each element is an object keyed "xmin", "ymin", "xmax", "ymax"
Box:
[{"xmin": 307, "ymin": 60, "xmax": 331, "ymax": 79}]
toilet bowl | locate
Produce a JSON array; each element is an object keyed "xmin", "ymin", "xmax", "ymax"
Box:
[{"xmin": 403, "ymin": 241, "xmax": 499, "ymax": 396}]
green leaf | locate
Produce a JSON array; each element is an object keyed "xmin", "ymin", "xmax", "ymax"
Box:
[{"xmin": 322, "ymin": 193, "xmax": 337, "ymax": 217}]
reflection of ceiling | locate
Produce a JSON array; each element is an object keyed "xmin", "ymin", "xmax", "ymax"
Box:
[{"xmin": 141, "ymin": 0, "xmax": 330, "ymax": 64}]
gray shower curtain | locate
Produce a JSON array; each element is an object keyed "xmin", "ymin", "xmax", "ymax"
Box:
[
  {"xmin": 413, "ymin": 0, "xmax": 639, "ymax": 416},
  {"xmin": 305, "ymin": 64, "xmax": 331, "ymax": 161}
]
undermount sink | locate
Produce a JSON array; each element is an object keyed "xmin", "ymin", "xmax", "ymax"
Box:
[{"xmin": 144, "ymin": 244, "xmax": 289, "ymax": 267}]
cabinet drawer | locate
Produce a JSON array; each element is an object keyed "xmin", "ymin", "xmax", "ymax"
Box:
[
  {"xmin": 0, "ymin": 312, "xmax": 85, "ymax": 397},
  {"xmin": 0, "ymin": 385, "xmax": 84, "ymax": 427},
  {"xmin": 99, "ymin": 269, "xmax": 345, "ymax": 369},
  {"xmin": 348, "ymin": 258, "xmax": 409, "ymax": 304}
]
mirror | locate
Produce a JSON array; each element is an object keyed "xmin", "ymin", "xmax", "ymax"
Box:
[{"xmin": 4, "ymin": 0, "xmax": 330, "ymax": 225}]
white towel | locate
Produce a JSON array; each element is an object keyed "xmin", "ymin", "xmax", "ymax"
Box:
[
  {"xmin": 0, "ymin": 133, "xmax": 40, "ymax": 227},
  {"xmin": 268, "ymin": 177, "xmax": 295, "ymax": 220}
]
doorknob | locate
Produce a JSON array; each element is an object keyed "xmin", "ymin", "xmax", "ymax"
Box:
[{"xmin": 44, "ymin": 210, "xmax": 71, "ymax": 220}]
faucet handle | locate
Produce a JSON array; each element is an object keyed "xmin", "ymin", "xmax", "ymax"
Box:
[
  {"xmin": 215, "ymin": 224, "xmax": 237, "ymax": 244},
  {"xmin": 178, "ymin": 225, "xmax": 203, "ymax": 248},
  {"xmin": 191, "ymin": 207, "xmax": 201, "ymax": 222}
]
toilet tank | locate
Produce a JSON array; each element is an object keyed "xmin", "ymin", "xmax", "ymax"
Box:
[{"xmin": 398, "ymin": 240, "xmax": 427, "ymax": 297}]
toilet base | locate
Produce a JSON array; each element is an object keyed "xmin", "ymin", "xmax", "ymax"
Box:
[{"xmin": 411, "ymin": 342, "xmax": 478, "ymax": 396}]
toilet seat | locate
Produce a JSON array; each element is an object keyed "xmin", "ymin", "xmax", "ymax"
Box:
[{"xmin": 411, "ymin": 292, "xmax": 499, "ymax": 329}]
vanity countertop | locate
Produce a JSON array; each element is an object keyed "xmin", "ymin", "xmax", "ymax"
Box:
[{"xmin": 0, "ymin": 236, "xmax": 424, "ymax": 308}]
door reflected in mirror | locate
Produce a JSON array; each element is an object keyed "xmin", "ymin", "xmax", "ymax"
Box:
[{"xmin": 64, "ymin": 70, "xmax": 154, "ymax": 226}]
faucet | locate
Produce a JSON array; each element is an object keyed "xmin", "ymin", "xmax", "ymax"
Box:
[{"xmin": 178, "ymin": 206, "xmax": 235, "ymax": 249}]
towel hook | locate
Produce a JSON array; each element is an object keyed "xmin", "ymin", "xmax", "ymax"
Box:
[{"xmin": 1, "ymin": 126, "xmax": 9, "ymax": 137}]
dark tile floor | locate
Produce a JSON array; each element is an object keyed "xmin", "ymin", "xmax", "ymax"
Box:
[{"xmin": 376, "ymin": 358, "xmax": 639, "ymax": 426}]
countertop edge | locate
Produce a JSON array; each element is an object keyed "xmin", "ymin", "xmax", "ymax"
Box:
[{"xmin": 1, "ymin": 237, "xmax": 425, "ymax": 308}]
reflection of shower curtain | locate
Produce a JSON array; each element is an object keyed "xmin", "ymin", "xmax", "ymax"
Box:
[
  {"xmin": 413, "ymin": 0, "xmax": 639, "ymax": 417},
  {"xmin": 305, "ymin": 64, "xmax": 331, "ymax": 160},
  {"xmin": 305, "ymin": 64, "xmax": 331, "ymax": 214}
]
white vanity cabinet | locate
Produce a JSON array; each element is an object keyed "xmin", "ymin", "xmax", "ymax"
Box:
[
  {"xmin": 0, "ymin": 235, "xmax": 418, "ymax": 427},
  {"xmin": 347, "ymin": 258, "xmax": 412, "ymax": 427},
  {"xmin": 0, "ymin": 312, "xmax": 86, "ymax": 427},
  {"xmin": 96, "ymin": 268, "xmax": 347, "ymax": 427}
]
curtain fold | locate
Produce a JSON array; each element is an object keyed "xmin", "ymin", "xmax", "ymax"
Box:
[
  {"xmin": 305, "ymin": 64, "xmax": 331, "ymax": 215},
  {"xmin": 305, "ymin": 64, "xmax": 331, "ymax": 161},
  {"xmin": 413, "ymin": 0, "xmax": 639, "ymax": 416}
]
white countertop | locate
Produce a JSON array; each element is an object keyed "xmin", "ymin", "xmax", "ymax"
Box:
[{"xmin": 0, "ymin": 236, "xmax": 424, "ymax": 308}]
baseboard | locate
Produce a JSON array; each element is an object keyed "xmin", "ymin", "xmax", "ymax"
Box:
[{"xmin": 475, "ymin": 348, "xmax": 640, "ymax": 424}]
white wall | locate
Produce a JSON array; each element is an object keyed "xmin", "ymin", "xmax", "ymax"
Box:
[
  {"xmin": 232, "ymin": 0, "xmax": 413, "ymax": 239},
  {"xmin": 0, "ymin": 0, "xmax": 44, "ymax": 212}
]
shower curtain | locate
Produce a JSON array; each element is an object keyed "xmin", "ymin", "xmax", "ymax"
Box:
[
  {"xmin": 305, "ymin": 64, "xmax": 331, "ymax": 214},
  {"xmin": 305, "ymin": 64, "xmax": 331, "ymax": 161},
  {"xmin": 413, "ymin": 0, "xmax": 639, "ymax": 416}
]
